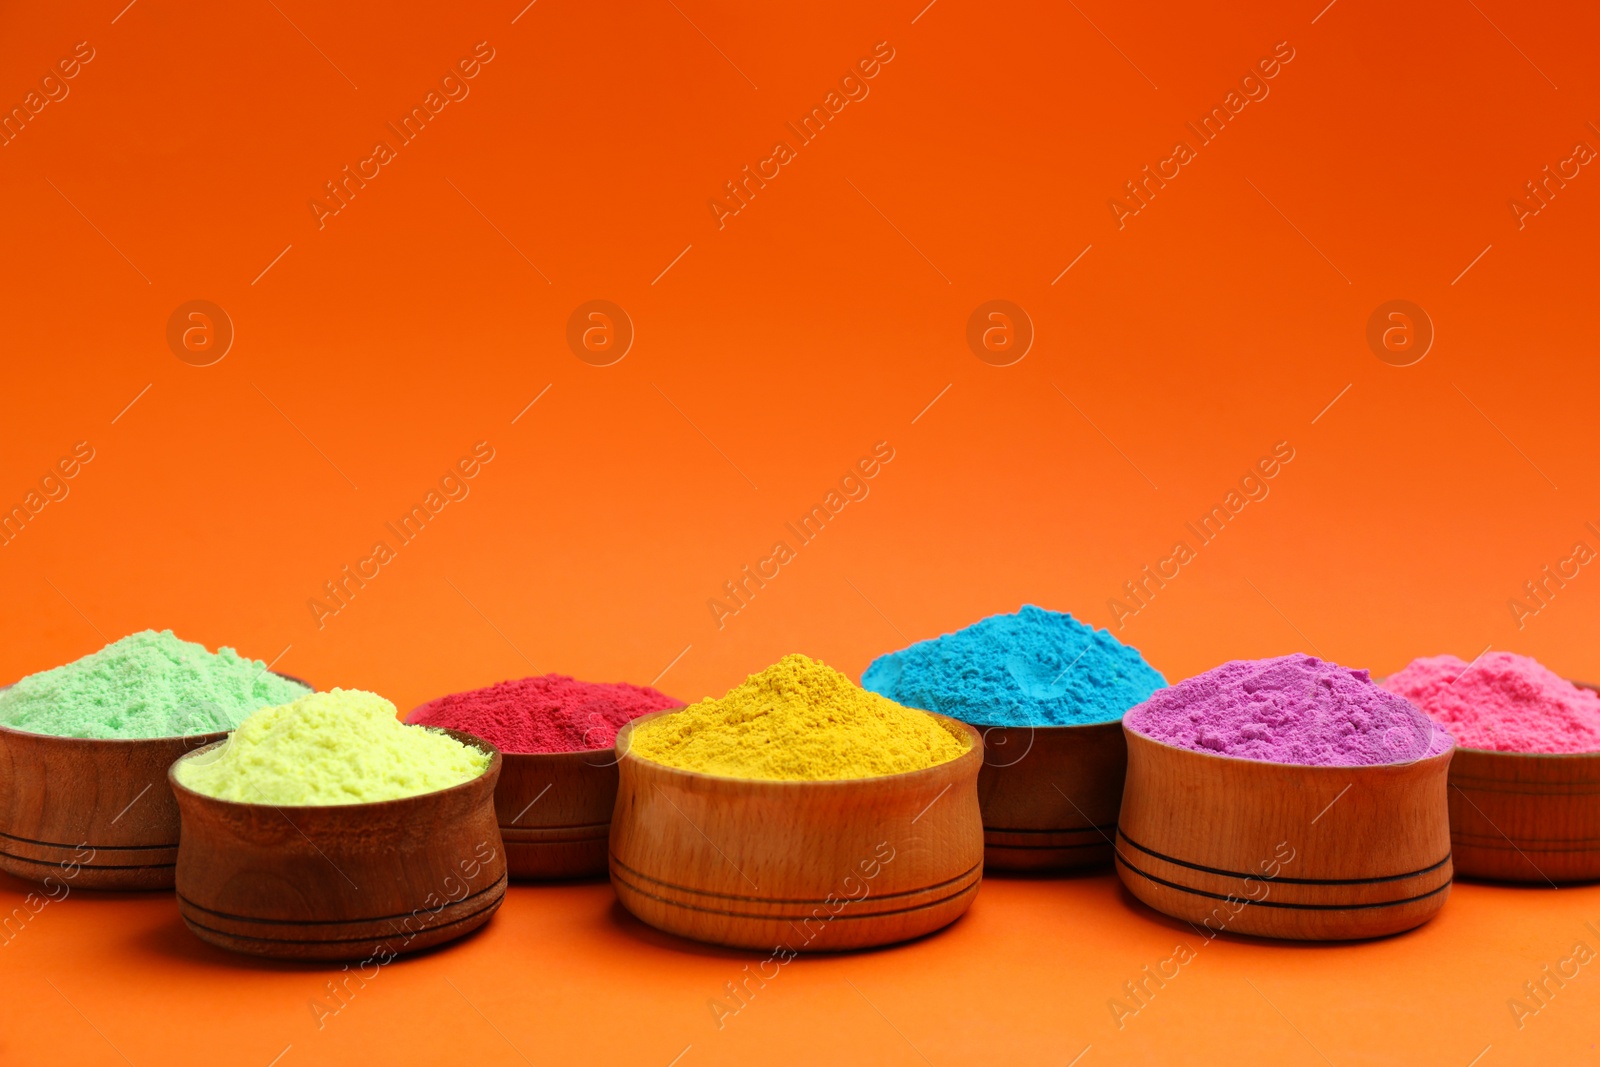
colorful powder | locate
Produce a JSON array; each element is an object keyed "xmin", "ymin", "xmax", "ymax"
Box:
[
  {"xmin": 0, "ymin": 629, "xmax": 310, "ymax": 740},
  {"xmin": 1382, "ymin": 652, "xmax": 1600, "ymax": 754},
  {"xmin": 861, "ymin": 605, "xmax": 1165, "ymax": 727},
  {"xmin": 406, "ymin": 674, "xmax": 684, "ymax": 753},
  {"xmin": 174, "ymin": 689, "xmax": 490, "ymax": 805},
  {"xmin": 629, "ymin": 653, "xmax": 969, "ymax": 781},
  {"xmin": 1125, "ymin": 654, "xmax": 1452, "ymax": 766}
]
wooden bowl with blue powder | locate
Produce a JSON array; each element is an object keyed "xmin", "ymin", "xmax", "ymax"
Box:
[
  {"xmin": 0, "ymin": 630, "xmax": 311, "ymax": 890},
  {"xmin": 862, "ymin": 606, "xmax": 1165, "ymax": 871}
]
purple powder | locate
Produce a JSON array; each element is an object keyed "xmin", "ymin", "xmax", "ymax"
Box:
[{"xmin": 1124, "ymin": 654, "xmax": 1453, "ymax": 766}]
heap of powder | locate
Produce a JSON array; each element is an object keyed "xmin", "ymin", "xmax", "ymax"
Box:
[
  {"xmin": 1125, "ymin": 654, "xmax": 1452, "ymax": 766},
  {"xmin": 406, "ymin": 674, "xmax": 684, "ymax": 753},
  {"xmin": 0, "ymin": 629, "xmax": 310, "ymax": 740},
  {"xmin": 629, "ymin": 653, "xmax": 969, "ymax": 781},
  {"xmin": 1382, "ymin": 652, "xmax": 1600, "ymax": 754},
  {"xmin": 861, "ymin": 605, "xmax": 1165, "ymax": 727},
  {"xmin": 174, "ymin": 689, "xmax": 489, "ymax": 805}
]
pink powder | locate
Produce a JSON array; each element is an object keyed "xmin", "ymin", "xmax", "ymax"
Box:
[
  {"xmin": 1381, "ymin": 652, "xmax": 1600, "ymax": 754},
  {"xmin": 1125, "ymin": 654, "xmax": 1452, "ymax": 766},
  {"xmin": 406, "ymin": 674, "xmax": 684, "ymax": 754}
]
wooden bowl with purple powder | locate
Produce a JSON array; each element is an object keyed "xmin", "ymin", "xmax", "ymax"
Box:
[
  {"xmin": 1116, "ymin": 654, "xmax": 1455, "ymax": 940},
  {"xmin": 406, "ymin": 674, "xmax": 684, "ymax": 880},
  {"xmin": 1383, "ymin": 657, "xmax": 1600, "ymax": 884}
]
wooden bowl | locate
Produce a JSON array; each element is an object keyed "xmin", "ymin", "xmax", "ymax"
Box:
[
  {"xmin": 976, "ymin": 720, "xmax": 1125, "ymax": 871},
  {"xmin": 1449, "ymin": 742, "xmax": 1600, "ymax": 883},
  {"xmin": 1115, "ymin": 728, "xmax": 1454, "ymax": 940},
  {"xmin": 1384, "ymin": 677, "xmax": 1600, "ymax": 883},
  {"xmin": 0, "ymin": 671, "xmax": 310, "ymax": 891},
  {"xmin": 0, "ymin": 724, "xmax": 224, "ymax": 889},
  {"xmin": 496, "ymin": 748, "xmax": 618, "ymax": 880},
  {"xmin": 609, "ymin": 712, "xmax": 984, "ymax": 951},
  {"xmin": 170, "ymin": 729, "xmax": 507, "ymax": 960}
]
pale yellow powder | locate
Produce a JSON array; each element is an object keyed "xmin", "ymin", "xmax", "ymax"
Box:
[{"xmin": 174, "ymin": 688, "xmax": 489, "ymax": 805}]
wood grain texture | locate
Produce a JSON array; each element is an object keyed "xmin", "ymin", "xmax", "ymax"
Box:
[
  {"xmin": 1116, "ymin": 728, "xmax": 1454, "ymax": 940},
  {"xmin": 1448, "ymin": 746, "xmax": 1600, "ymax": 883},
  {"xmin": 496, "ymin": 748, "xmax": 617, "ymax": 880},
  {"xmin": 609, "ymin": 712, "xmax": 984, "ymax": 951},
  {"xmin": 977, "ymin": 721, "xmax": 1125, "ymax": 871},
  {"xmin": 0, "ymin": 724, "xmax": 224, "ymax": 889},
  {"xmin": 0, "ymin": 670, "xmax": 312, "ymax": 891},
  {"xmin": 170, "ymin": 729, "xmax": 507, "ymax": 960}
]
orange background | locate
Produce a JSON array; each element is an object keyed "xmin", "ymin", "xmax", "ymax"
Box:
[{"xmin": 3, "ymin": 0, "xmax": 1599, "ymax": 1063}]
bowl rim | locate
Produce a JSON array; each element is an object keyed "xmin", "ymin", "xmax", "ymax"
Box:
[
  {"xmin": 168, "ymin": 727, "xmax": 502, "ymax": 813},
  {"xmin": 963, "ymin": 717, "xmax": 1125, "ymax": 734},
  {"xmin": 1450, "ymin": 744, "xmax": 1600, "ymax": 760},
  {"xmin": 0, "ymin": 720, "xmax": 232, "ymax": 748},
  {"xmin": 494, "ymin": 745, "xmax": 623, "ymax": 761},
  {"xmin": 0, "ymin": 670, "xmax": 313, "ymax": 745},
  {"xmin": 614, "ymin": 708, "xmax": 983, "ymax": 786},
  {"xmin": 1121, "ymin": 721, "xmax": 1456, "ymax": 771}
]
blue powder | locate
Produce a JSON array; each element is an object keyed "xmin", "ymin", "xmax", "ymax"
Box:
[{"xmin": 861, "ymin": 606, "xmax": 1165, "ymax": 727}]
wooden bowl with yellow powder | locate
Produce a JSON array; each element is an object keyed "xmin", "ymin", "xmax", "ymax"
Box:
[
  {"xmin": 609, "ymin": 654, "xmax": 985, "ymax": 952},
  {"xmin": 169, "ymin": 690, "xmax": 507, "ymax": 961}
]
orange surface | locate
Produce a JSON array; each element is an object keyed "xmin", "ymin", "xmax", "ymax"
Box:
[{"xmin": 3, "ymin": 0, "xmax": 1600, "ymax": 1063}]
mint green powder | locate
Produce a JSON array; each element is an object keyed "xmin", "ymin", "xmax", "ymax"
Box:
[{"xmin": 0, "ymin": 630, "xmax": 311, "ymax": 740}]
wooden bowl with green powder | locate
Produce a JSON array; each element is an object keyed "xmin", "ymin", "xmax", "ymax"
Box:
[
  {"xmin": 170, "ymin": 689, "xmax": 506, "ymax": 961},
  {"xmin": 0, "ymin": 631, "xmax": 312, "ymax": 890},
  {"xmin": 609, "ymin": 655, "xmax": 985, "ymax": 952}
]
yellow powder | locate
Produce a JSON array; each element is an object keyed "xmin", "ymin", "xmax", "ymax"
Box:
[
  {"xmin": 629, "ymin": 654, "xmax": 969, "ymax": 781},
  {"xmin": 174, "ymin": 688, "xmax": 489, "ymax": 805}
]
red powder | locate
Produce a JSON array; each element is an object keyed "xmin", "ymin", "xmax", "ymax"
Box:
[{"xmin": 406, "ymin": 675, "xmax": 684, "ymax": 754}]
